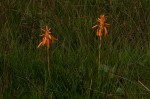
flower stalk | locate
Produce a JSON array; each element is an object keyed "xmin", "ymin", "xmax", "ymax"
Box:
[
  {"xmin": 37, "ymin": 26, "xmax": 57, "ymax": 78},
  {"xmin": 92, "ymin": 15, "xmax": 110, "ymax": 69}
]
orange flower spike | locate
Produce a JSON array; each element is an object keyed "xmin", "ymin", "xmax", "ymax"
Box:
[
  {"xmin": 92, "ymin": 15, "xmax": 110, "ymax": 39},
  {"xmin": 37, "ymin": 26, "xmax": 57, "ymax": 48}
]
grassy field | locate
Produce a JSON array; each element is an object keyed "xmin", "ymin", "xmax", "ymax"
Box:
[{"xmin": 0, "ymin": 0, "xmax": 150, "ymax": 98}]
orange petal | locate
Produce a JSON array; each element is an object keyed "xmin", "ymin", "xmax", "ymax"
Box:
[
  {"xmin": 99, "ymin": 29, "xmax": 103, "ymax": 37},
  {"xmin": 97, "ymin": 18, "xmax": 101, "ymax": 22},
  {"xmin": 104, "ymin": 27, "xmax": 108, "ymax": 36},
  {"xmin": 100, "ymin": 15, "xmax": 106, "ymax": 22},
  {"xmin": 96, "ymin": 28, "xmax": 102, "ymax": 38},
  {"xmin": 37, "ymin": 42, "xmax": 43, "ymax": 48},
  {"xmin": 41, "ymin": 28, "xmax": 45, "ymax": 32},
  {"xmin": 48, "ymin": 35, "xmax": 51, "ymax": 39},
  {"xmin": 46, "ymin": 26, "xmax": 49, "ymax": 30},
  {"xmin": 96, "ymin": 28, "xmax": 99, "ymax": 36},
  {"xmin": 41, "ymin": 38, "xmax": 46, "ymax": 44},
  {"xmin": 51, "ymin": 36, "xmax": 57, "ymax": 43},
  {"xmin": 105, "ymin": 23, "xmax": 110, "ymax": 27},
  {"xmin": 92, "ymin": 25, "xmax": 98, "ymax": 29},
  {"xmin": 40, "ymin": 34, "xmax": 45, "ymax": 36}
]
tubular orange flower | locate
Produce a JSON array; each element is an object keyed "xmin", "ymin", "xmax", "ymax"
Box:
[
  {"xmin": 37, "ymin": 26, "xmax": 57, "ymax": 48},
  {"xmin": 92, "ymin": 15, "xmax": 110, "ymax": 40}
]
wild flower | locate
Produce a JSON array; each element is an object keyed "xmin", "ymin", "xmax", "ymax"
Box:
[
  {"xmin": 37, "ymin": 25, "xmax": 57, "ymax": 79},
  {"xmin": 37, "ymin": 26, "xmax": 57, "ymax": 48},
  {"xmin": 92, "ymin": 15, "xmax": 110, "ymax": 40},
  {"xmin": 92, "ymin": 15, "xmax": 110, "ymax": 70}
]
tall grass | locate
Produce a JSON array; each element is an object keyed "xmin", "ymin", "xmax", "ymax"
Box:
[{"xmin": 0, "ymin": 0, "xmax": 150, "ymax": 98}]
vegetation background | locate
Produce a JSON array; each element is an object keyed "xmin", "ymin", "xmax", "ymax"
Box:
[{"xmin": 0, "ymin": 0, "xmax": 150, "ymax": 98}]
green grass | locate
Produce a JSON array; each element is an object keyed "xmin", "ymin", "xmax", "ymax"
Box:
[{"xmin": 0, "ymin": 0, "xmax": 150, "ymax": 98}]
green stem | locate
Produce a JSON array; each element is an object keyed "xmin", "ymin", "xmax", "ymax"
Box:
[{"xmin": 89, "ymin": 79, "xmax": 93, "ymax": 97}]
